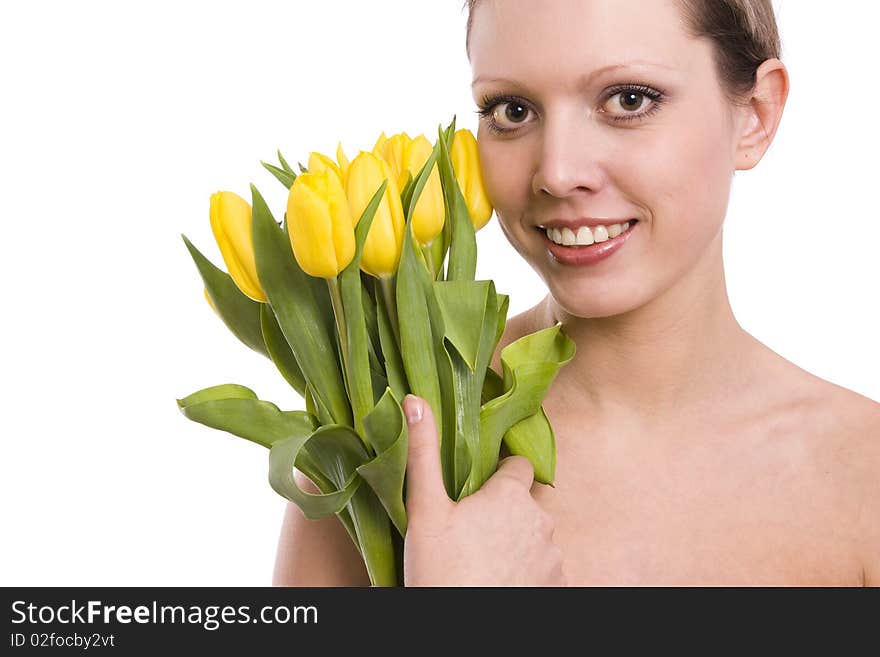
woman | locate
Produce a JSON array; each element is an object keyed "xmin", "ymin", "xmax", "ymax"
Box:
[{"xmin": 274, "ymin": 0, "xmax": 880, "ymax": 586}]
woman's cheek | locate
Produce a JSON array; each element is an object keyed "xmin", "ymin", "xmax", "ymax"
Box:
[
  {"xmin": 481, "ymin": 144, "xmax": 528, "ymax": 235},
  {"xmin": 649, "ymin": 126, "xmax": 732, "ymax": 248}
]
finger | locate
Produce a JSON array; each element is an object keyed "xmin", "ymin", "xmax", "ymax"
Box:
[
  {"xmin": 403, "ymin": 394, "xmax": 447, "ymax": 517},
  {"xmin": 490, "ymin": 455, "xmax": 535, "ymax": 492}
]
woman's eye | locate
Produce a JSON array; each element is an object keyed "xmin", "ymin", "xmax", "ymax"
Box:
[
  {"xmin": 476, "ymin": 96, "xmax": 534, "ymax": 134},
  {"xmin": 599, "ymin": 88, "xmax": 664, "ymax": 121},
  {"xmin": 489, "ymin": 101, "xmax": 531, "ymax": 129}
]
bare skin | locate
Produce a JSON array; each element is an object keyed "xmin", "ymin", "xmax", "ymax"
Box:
[{"xmin": 489, "ymin": 302, "xmax": 880, "ymax": 586}]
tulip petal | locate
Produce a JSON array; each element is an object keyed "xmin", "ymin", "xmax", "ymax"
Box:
[
  {"xmin": 347, "ymin": 152, "xmax": 404, "ymax": 278},
  {"xmin": 451, "ymin": 129, "xmax": 494, "ymax": 231},
  {"xmin": 323, "ymin": 169, "xmax": 356, "ymax": 273},
  {"xmin": 209, "ymin": 191, "xmax": 267, "ymax": 302},
  {"xmin": 288, "ymin": 173, "xmax": 340, "ymax": 278},
  {"xmin": 408, "ymin": 135, "xmax": 445, "ymax": 245},
  {"xmin": 336, "ymin": 141, "xmax": 350, "ymax": 184}
]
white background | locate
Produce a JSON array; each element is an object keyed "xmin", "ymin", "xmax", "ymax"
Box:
[{"xmin": 1, "ymin": 1, "xmax": 877, "ymax": 585}]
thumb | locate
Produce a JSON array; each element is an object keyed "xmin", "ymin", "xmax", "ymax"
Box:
[{"xmin": 403, "ymin": 394, "xmax": 447, "ymax": 517}]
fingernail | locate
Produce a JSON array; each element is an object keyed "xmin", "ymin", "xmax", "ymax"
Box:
[{"xmin": 403, "ymin": 395, "xmax": 423, "ymax": 424}]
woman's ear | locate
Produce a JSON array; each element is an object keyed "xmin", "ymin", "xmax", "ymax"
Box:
[{"xmin": 734, "ymin": 58, "xmax": 790, "ymax": 171}]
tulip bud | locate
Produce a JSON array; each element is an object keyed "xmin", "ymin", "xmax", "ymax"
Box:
[
  {"xmin": 450, "ymin": 128, "xmax": 493, "ymax": 231},
  {"xmin": 372, "ymin": 131, "xmax": 388, "ymax": 158},
  {"xmin": 374, "ymin": 132, "xmax": 411, "ymax": 191},
  {"xmin": 287, "ymin": 169, "xmax": 356, "ymax": 278},
  {"xmin": 307, "ymin": 151, "xmax": 344, "ymax": 183},
  {"xmin": 403, "ymin": 135, "xmax": 445, "ymax": 245},
  {"xmin": 346, "ymin": 151, "xmax": 405, "ymax": 278},
  {"xmin": 209, "ymin": 191, "xmax": 267, "ymax": 302},
  {"xmin": 336, "ymin": 141, "xmax": 350, "ymax": 185}
]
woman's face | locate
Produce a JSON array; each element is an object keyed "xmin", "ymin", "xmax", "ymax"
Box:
[{"xmin": 469, "ymin": 0, "xmax": 747, "ymax": 319}]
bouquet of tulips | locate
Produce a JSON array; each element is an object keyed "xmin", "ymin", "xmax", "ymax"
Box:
[{"xmin": 177, "ymin": 117, "xmax": 575, "ymax": 586}]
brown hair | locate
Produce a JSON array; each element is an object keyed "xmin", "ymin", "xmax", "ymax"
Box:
[{"xmin": 463, "ymin": 0, "xmax": 782, "ymax": 106}]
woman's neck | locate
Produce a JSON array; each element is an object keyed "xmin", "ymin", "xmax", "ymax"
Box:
[{"xmin": 530, "ymin": 245, "xmax": 760, "ymax": 428}]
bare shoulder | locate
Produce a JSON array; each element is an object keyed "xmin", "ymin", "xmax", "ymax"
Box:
[
  {"xmin": 272, "ymin": 470, "xmax": 371, "ymax": 587},
  {"xmin": 799, "ymin": 375, "xmax": 880, "ymax": 585}
]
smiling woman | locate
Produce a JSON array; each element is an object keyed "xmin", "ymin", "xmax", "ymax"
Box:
[{"xmin": 272, "ymin": 0, "xmax": 880, "ymax": 587}]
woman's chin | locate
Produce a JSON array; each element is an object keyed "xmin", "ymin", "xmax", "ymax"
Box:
[{"xmin": 542, "ymin": 283, "xmax": 645, "ymax": 321}]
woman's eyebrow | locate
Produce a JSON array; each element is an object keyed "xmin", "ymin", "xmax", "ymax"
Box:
[{"xmin": 472, "ymin": 60, "xmax": 677, "ymax": 88}]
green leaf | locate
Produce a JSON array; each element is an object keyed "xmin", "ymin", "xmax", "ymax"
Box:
[
  {"xmin": 177, "ymin": 383, "xmax": 363, "ymax": 546},
  {"xmin": 260, "ymin": 304, "xmax": 306, "ymax": 398},
  {"xmin": 339, "ymin": 181, "xmax": 387, "ymax": 441},
  {"xmin": 261, "ymin": 161, "xmax": 296, "ymax": 189},
  {"xmin": 269, "ymin": 423, "xmax": 363, "ymax": 519},
  {"xmin": 479, "ymin": 292, "xmax": 509, "ymax": 405},
  {"xmin": 433, "ymin": 280, "xmax": 492, "ymax": 371},
  {"xmin": 177, "ymin": 384, "xmax": 314, "ymax": 449},
  {"xmin": 503, "ymin": 406, "xmax": 556, "ymax": 488},
  {"xmin": 181, "ymin": 234, "xmax": 269, "ymax": 358},
  {"xmin": 177, "ymin": 383, "xmax": 257, "ymax": 407},
  {"xmin": 437, "ymin": 123, "xmax": 477, "ymax": 281},
  {"xmin": 375, "ymin": 275, "xmax": 408, "ymax": 403},
  {"xmin": 429, "ymin": 230, "xmax": 446, "ymax": 281},
  {"xmin": 399, "ymin": 170, "xmax": 415, "ymax": 217},
  {"xmin": 305, "ymin": 383, "xmax": 334, "ymax": 426},
  {"xmin": 396, "ymin": 140, "xmax": 444, "ymax": 429},
  {"xmin": 357, "ymin": 388, "xmax": 409, "ymax": 536},
  {"xmin": 481, "ymin": 367, "xmax": 504, "ymax": 404},
  {"xmin": 435, "ymin": 281, "xmax": 500, "ymax": 499},
  {"xmin": 299, "ymin": 423, "xmax": 397, "ymax": 585},
  {"xmin": 250, "ymin": 184, "xmax": 353, "ymax": 427},
  {"xmin": 362, "ymin": 276, "xmax": 384, "ymax": 374},
  {"xmin": 277, "ymin": 149, "xmax": 296, "ymax": 175},
  {"xmin": 478, "ymin": 323, "xmax": 576, "ymax": 486},
  {"xmin": 494, "ymin": 293, "xmax": 510, "ymax": 346}
]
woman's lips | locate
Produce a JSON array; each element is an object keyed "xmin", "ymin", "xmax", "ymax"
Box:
[{"xmin": 536, "ymin": 221, "xmax": 638, "ymax": 267}]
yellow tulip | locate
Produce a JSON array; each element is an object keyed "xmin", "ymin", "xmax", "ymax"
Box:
[
  {"xmin": 372, "ymin": 131, "xmax": 388, "ymax": 159},
  {"xmin": 403, "ymin": 135, "xmax": 445, "ymax": 245},
  {"xmin": 209, "ymin": 191, "xmax": 267, "ymax": 302},
  {"xmin": 307, "ymin": 151, "xmax": 344, "ymax": 184},
  {"xmin": 336, "ymin": 141, "xmax": 350, "ymax": 184},
  {"xmin": 374, "ymin": 132, "xmax": 411, "ymax": 191},
  {"xmin": 286, "ymin": 168, "xmax": 356, "ymax": 278},
  {"xmin": 373, "ymin": 132, "xmax": 445, "ymax": 246},
  {"xmin": 346, "ymin": 151, "xmax": 405, "ymax": 278},
  {"xmin": 450, "ymin": 128, "xmax": 493, "ymax": 231}
]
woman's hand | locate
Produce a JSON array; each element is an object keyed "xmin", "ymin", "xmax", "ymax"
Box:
[{"xmin": 402, "ymin": 394, "xmax": 567, "ymax": 587}]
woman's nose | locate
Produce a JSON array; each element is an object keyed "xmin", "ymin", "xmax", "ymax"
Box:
[{"xmin": 531, "ymin": 116, "xmax": 608, "ymax": 198}]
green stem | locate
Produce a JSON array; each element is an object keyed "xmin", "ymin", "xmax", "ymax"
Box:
[
  {"xmin": 326, "ymin": 276, "xmax": 355, "ymax": 421},
  {"xmin": 379, "ymin": 275, "xmax": 401, "ymax": 347}
]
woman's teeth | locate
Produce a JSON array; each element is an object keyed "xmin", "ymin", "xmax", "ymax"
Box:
[{"xmin": 543, "ymin": 221, "xmax": 633, "ymax": 246}]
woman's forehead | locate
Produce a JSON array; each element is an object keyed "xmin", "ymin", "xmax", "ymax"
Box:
[{"xmin": 469, "ymin": 0, "xmax": 696, "ymax": 83}]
